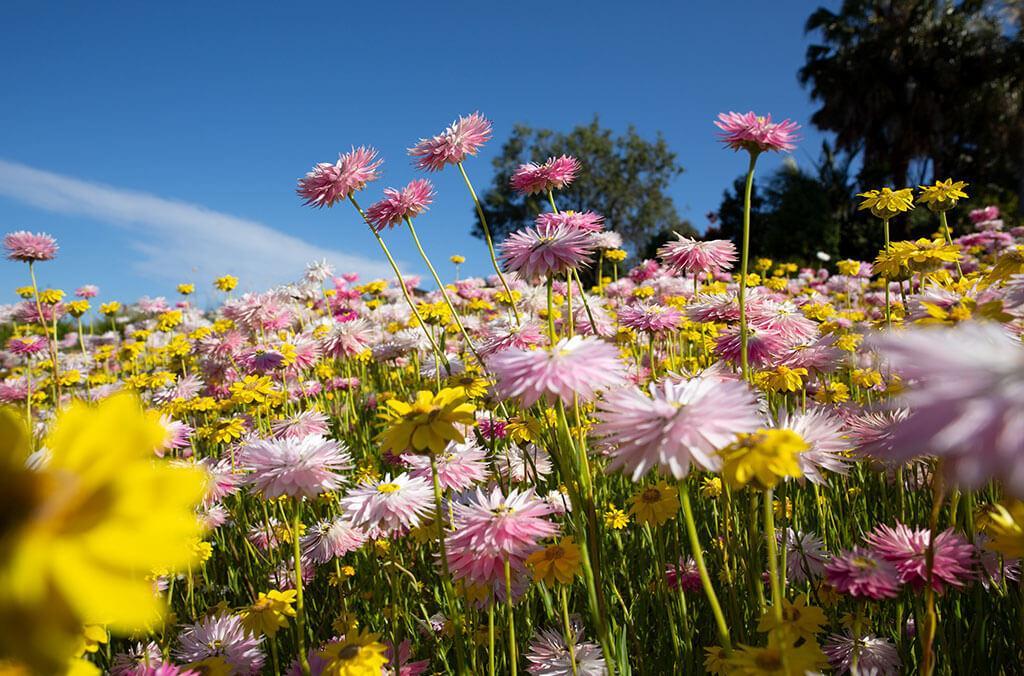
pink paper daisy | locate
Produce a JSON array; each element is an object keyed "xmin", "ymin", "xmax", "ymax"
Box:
[
  {"xmin": 489, "ymin": 336, "xmax": 625, "ymax": 407},
  {"xmin": 339, "ymin": 472, "xmax": 434, "ymax": 533},
  {"xmin": 365, "ymin": 179, "xmax": 435, "ymax": 232},
  {"xmin": 510, "ymin": 155, "xmax": 581, "ymax": 195},
  {"xmin": 823, "ymin": 632, "xmax": 901, "ymax": 676},
  {"xmin": 535, "ymin": 210, "xmax": 604, "ymax": 233},
  {"xmin": 446, "ymin": 486, "xmax": 558, "ymax": 587},
  {"xmin": 866, "ymin": 522, "xmax": 975, "ymax": 591},
  {"xmin": 713, "ymin": 324, "xmax": 787, "ymax": 368},
  {"xmin": 174, "ymin": 613, "xmax": 265, "ymax": 674},
  {"xmin": 658, "ymin": 235, "xmax": 736, "ymax": 274},
  {"xmin": 3, "ymin": 230, "xmax": 58, "ymax": 262},
  {"xmin": 405, "ymin": 439, "xmax": 489, "ymax": 491},
  {"xmin": 241, "ymin": 434, "xmax": 352, "ymax": 499},
  {"xmin": 300, "ymin": 516, "xmax": 367, "ymax": 564},
  {"xmin": 75, "ymin": 284, "xmax": 99, "ymax": 298},
  {"xmin": 616, "ymin": 302, "xmax": 684, "ymax": 334},
  {"xmin": 778, "ymin": 408, "xmax": 850, "ymax": 485},
  {"xmin": 825, "ymin": 547, "xmax": 902, "ymax": 600},
  {"xmin": 499, "ymin": 222, "xmax": 596, "ymax": 280},
  {"xmin": 297, "ymin": 146, "xmax": 382, "ymax": 208},
  {"xmin": 409, "ymin": 112, "xmax": 492, "ymax": 172},
  {"xmin": 596, "ymin": 375, "xmax": 762, "ymax": 480},
  {"xmin": 714, "ymin": 111, "xmax": 800, "ymax": 153}
]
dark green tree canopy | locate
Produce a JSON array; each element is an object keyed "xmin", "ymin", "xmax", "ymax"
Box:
[
  {"xmin": 800, "ymin": 0, "xmax": 1024, "ymax": 226},
  {"xmin": 472, "ymin": 119, "xmax": 687, "ymax": 252}
]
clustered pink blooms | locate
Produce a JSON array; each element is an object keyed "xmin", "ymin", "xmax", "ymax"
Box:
[
  {"xmin": 597, "ymin": 375, "xmax": 762, "ymax": 480},
  {"xmin": 446, "ymin": 487, "xmax": 557, "ymax": 588},
  {"xmin": 510, "ymin": 155, "xmax": 581, "ymax": 195},
  {"xmin": 296, "ymin": 146, "xmax": 382, "ymax": 208},
  {"xmin": 866, "ymin": 522, "xmax": 975, "ymax": 591},
  {"xmin": 3, "ymin": 230, "xmax": 58, "ymax": 262},
  {"xmin": 714, "ymin": 111, "xmax": 800, "ymax": 153},
  {"xmin": 365, "ymin": 178, "xmax": 435, "ymax": 231},
  {"xmin": 498, "ymin": 221, "xmax": 597, "ymax": 280},
  {"xmin": 616, "ymin": 302, "xmax": 684, "ymax": 334},
  {"xmin": 404, "ymin": 439, "xmax": 489, "ymax": 491},
  {"xmin": 489, "ymin": 335, "xmax": 625, "ymax": 407},
  {"xmin": 658, "ymin": 234, "xmax": 736, "ymax": 274},
  {"xmin": 408, "ymin": 112, "xmax": 492, "ymax": 172},
  {"xmin": 241, "ymin": 434, "xmax": 352, "ymax": 499}
]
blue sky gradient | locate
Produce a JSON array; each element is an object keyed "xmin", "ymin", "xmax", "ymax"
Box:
[{"xmin": 0, "ymin": 1, "xmax": 834, "ymax": 306}]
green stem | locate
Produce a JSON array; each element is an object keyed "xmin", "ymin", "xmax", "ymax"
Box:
[
  {"xmin": 883, "ymin": 218, "xmax": 892, "ymax": 327},
  {"xmin": 457, "ymin": 161, "xmax": 520, "ymax": 324},
  {"xmin": 938, "ymin": 211, "xmax": 964, "ymax": 279},
  {"xmin": 430, "ymin": 455, "xmax": 468, "ymax": 675},
  {"xmin": 738, "ymin": 152, "xmax": 759, "ymax": 381},
  {"xmin": 292, "ymin": 502, "xmax": 311, "ymax": 676},
  {"xmin": 764, "ymin": 488, "xmax": 783, "ymax": 625},
  {"xmin": 678, "ymin": 481, "xmax": 732, "ymax": 655},
  {"xmin": 349, "ymin": 195, "xmax": 449, "ymax": 372},
  {"xmin": 505, "ymin": 557, "xmax": 518, "ymax": 676},
  {"xmin": 559, "ymin": 586, "xmax": 579, "ymax": 676},
  {"xmin": 546, "ymin": 277, "xmax": 556, "ymax": 343}
]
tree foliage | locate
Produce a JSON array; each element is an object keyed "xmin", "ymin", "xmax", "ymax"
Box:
[{"xmin": 472, "ymin": 119, "xmax": 687, "ymax": 252}]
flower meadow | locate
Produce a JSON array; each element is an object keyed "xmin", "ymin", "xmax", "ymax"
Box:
[{"xmin": 3, "ymin": 111, "xmax": 1024, "ymax": 676}]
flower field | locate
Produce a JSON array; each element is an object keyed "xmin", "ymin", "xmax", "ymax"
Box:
[{"xmin": 3, "ymin": 111, "xmax": 1024, "ymax": 675}]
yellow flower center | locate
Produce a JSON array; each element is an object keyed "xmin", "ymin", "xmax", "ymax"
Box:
[{"xmin": 377, "ymin": 483, "xmax": 401, "ymax": 494}]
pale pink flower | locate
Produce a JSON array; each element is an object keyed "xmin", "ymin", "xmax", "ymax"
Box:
[
  {"xmin": 241, "ymin": 435, "xmax": 352, "ymax": 499},
  {"xmin": 339, "ymin": 473, "xmax": 434, "ymax": 532},
  {"xmin": 778, "ymin": 529, "xmax": 829, "ymax": 583},
  {"xmin": 409, "ymin": 112, "xmax": 492, "ymax": 171},
  {"xmin": 867, "ymin": 322, "xmax": 1024, "ymax": 496},
  {"xmin": 321, "ymin": 318, "xmax": 372, "ymax": 358},
  {"xmin": 658, "ymin": 235, "xmax": 736, "ymax": 274},
  {"xmin": 478, "ymin": 318, "xmax": 546, "ymax": 357},
  {"xmin": 715, "ymin": 111, "xmax": 800, "ymax": 153},
  {"xmin": 365, "ymin": 179, "xmax": 435, "ymax": 231},
  {"xmin": 778, "ymin": 408, "xmax": 850, "ymax": 485},
  {"xmin": 596, "ymin": 375, "xmax": 762, "ymax": 479},
  {"xmin": 845, "ymin": 409, "xmax": 910, "ymax": 459},
  {"xmin": 499, "ymin": 222, "xmax": 596, "ymax": 280},
  {"xmin": 75, "ymin": 284, "xmax": 99, "ymax": 298},
  {"xmin": 156, "ymin": 415, "xmax": 193, "ymax": 457},
  {"xmin": 446, "ymin": 486, "xmax": 557, "ymax": 587},
  {"xmin": 494, "ymin": 444, "xmax": 553, "ymax": 483},
  {"xmin": 511, "ymin": 155, "xmax": 581, "ymax": 195},
  {"xmin": 713, "ymin": 324, "xmax": 786, "ymax": 367},
  {"xmin": 300, "ymin": 516, "xmax": 367, "ymax": 563},
  {"xmin": 867, "ymin": 522, "xmax": 975, "ymax": 591},
  {"xmin": 535, "ymin": 211, "xmax": 604, "ymax": 233},
  {"xmin": 525, "ymin": 624, "xmax": 606, "ymax": 676},
  {"xmin": 489, "ymin": 336, "xmax": 625, "ymax": 407},
  {"xmin": 297, "ymin": 146, "xmax": 382, "ymax": 208},
  {"xmin": 3, "ymin": 230, "xmax": 57, "ymax": 262},
  {"xmin": 748, "ymin": 299, "xmax": 819, "ymax": 344},
  {"xmin": 271, "ymin": 410, "xmax": 330, "ymax": 439},
  {"xmin": 174, "ymin": 613, "xmax": 264, "ymax": 674},
  {"xmin": 405, "ymin": 439, "xmax": 489, "ymax": 491},
  {"xmin": 823, "ymin": 632, "xmax": 901, "ymax": 676},
  {"xmin": 617, "ymin": 302, "xmax": 684, "ymax": 334}
]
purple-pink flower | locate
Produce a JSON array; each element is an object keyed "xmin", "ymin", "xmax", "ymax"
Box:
[
  {"xmin": 4, "ymin": 231, "xmax": 58, "ymax": 262},
  {"xmin": 658, "ymin": 235, "xmax": 736, "ymax": 274},
  {"xmin": 714, "ymin": 111, "xmax": 800, "ymax": 153},
  {"xmin": 866, "ymin": 522, "xmax": 975, "ymax": 591},
  {"xmin": 499, "ymin": 222, "xmax": 596, "ymax": 280},
  {"xmin": 241, "ymin": 434, "xmax": 352, "ymax": 499},
  {"xmin": 297, "ymin": 146, "xmax": 382, "ymax": 208},
  {"xmin": 510, "ymin": 155, "xmax": 581, "ymax": 195},
  {"xmin": 409, "ymin": 112, "xmax": 492, "ymax": 172},
  {"xmin": 365, "ymin": 179, "xmax": 435, "ymax": 231},
  {"xmin": 825, "ymin": 547, "xmax": 901, "ymax": 600}
]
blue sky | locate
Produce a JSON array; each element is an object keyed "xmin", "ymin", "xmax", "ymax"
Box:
[{"xmin": 0, "ymin": 1, "xmax": 834, "ymax": 307}]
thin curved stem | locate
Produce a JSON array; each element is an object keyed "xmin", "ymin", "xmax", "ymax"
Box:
[
  {"xmin": 678, "ymin": 481, "xmax": 732, "ymax": 655},
  {"xmin": 738, "ymin": 152, "xmax": 759, "ymax": 381}
]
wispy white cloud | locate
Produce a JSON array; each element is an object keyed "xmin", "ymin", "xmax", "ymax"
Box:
[{"xmin": 0, "ymin": 159, "xmax": 395, "ymax": 289}]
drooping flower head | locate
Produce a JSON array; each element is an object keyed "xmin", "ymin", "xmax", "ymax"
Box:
[
  {"xmin": 499, "ymin": 222, "xmax": 596, "ymax": 280},
  {"xmin": 825, "ymin": 547, "xmax": 901, "ymax": 600},
  {"xmin": 597, "ymin": 376, "xmax": 762, "ymax": 480},
  {"xmin": 918, "ymin": 178, "xmax": 969, "ymax": 213},
  {"xmin": 3, "ymin": 231, "xmax": 58, "ymax": 262},
  {"xmin": 409, "ymin": 112, "xmax": 492, "ymax": 172},
  {"xmin": 866, "ymin": 522, "xmax": 975, "ymax": 591},
  {"xmin": 489, "ymin": 336, "xmax": 625, "ymax": 407},
  {"xmin": 715, "ymin": 111, "xmax": 800, "ymax": 153},
  {"xmin": 658, "ymin": 235, "xmax": 737, "ymax": 274},
  {"xmin": 365, "ymin": 179, "xmax": 435, "ymax": 232},
  {"xmin": 297, "ymin": 146, "xmax": 382, "ymax": 208},
  {"xmin": 511, "ymin": 155, "xmax": 581, "ymax": 195}
]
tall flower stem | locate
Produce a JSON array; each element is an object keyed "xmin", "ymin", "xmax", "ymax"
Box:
[
  {"xmin": 678, "ymin": 481, "xmax": 732, "ymax": 655},
  {"xmin": 737, "ymin": 152, "xmax": 759, "ymax": 381},
  {"xmin": 883, "ymin": 218, "xmax": 892, "ymax": 326},
  {"xmin": 291, "ymin": 501, "xmax": 311, "ymax": 676},
  {"xmin": 349, "ymin": 196, "xmax": 449, "ymax": 372},
  {"xmin": 938, "ymin": 212, "xmax": 964, "ymax": 279},
  {"xmin": 430, "ymin": 454, "xmax": 468, "ymax": 675},
  {"xmin": 504, "ymin": 557, "xmax": 518, "ymax": 676},
  {"xmin": 546, "ymin": 277, "xmax": 557, "ymax": 343},
  {"xmin": 763, "ymin": 488, "xmax": 783, "ymax": 625},
  {"xmin": 457, "ymin": 161, "xmax": 520, "ymax": 324},
  {"xmin": 28, "ymin": 261, "xmax": 60, "ymax": 404},
  {"xmin": 404, "ymin": 217, "xmax": 485, "ymax": 365},
  {"xmin": 921, "ymin": 463, "xmax": 946, "ymax": 676},
  {"xmin": 559, "ymin": 585, "xmax": 579, "ymax": 676}
]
